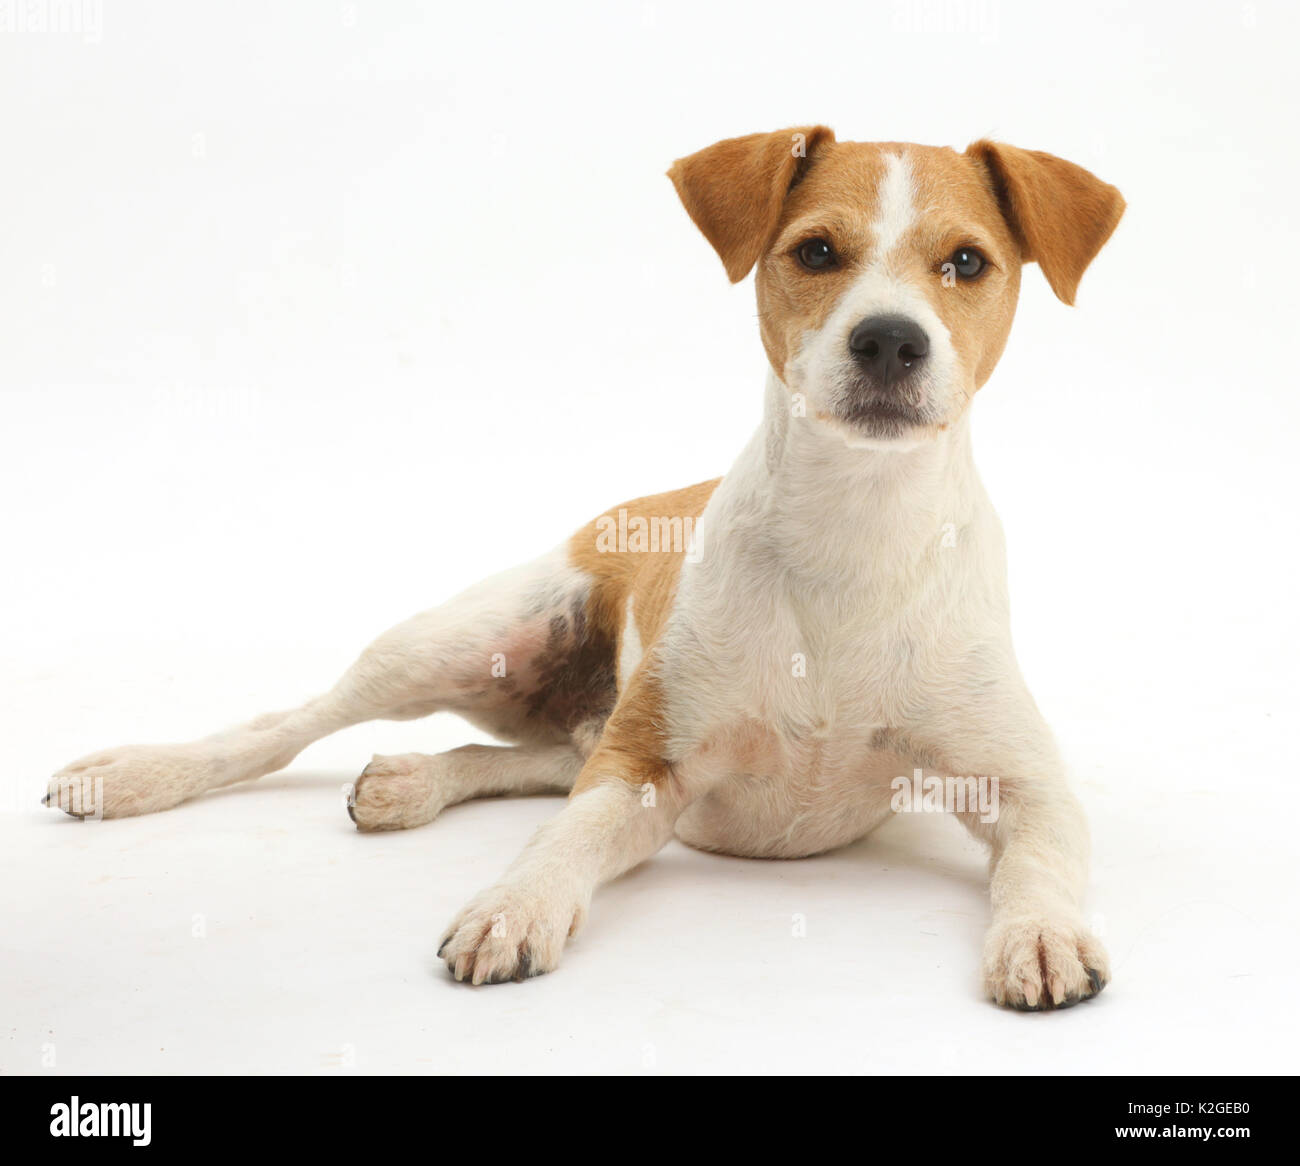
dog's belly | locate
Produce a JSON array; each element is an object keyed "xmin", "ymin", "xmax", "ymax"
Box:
[{"xmin": 672, "ymin": 721, "xmax": 909, "ymax": 859}]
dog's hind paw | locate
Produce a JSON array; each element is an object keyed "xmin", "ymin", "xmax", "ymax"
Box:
[{"xmin": 45, "ymin": 744, "xmax": 212, "ymax": 819}]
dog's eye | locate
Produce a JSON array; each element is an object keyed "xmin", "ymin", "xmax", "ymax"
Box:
[
  {"xmin": 797, "ymin": 238, "xmax": 837, "ymax": 271},
  {"xmin": 947, "ymin": 247, "xmax": 986, "ymax": 280}
]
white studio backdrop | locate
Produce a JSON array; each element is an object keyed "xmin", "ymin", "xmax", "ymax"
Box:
[{"xmin": 1, "ymin": 0, "xmax": 1297, "ymax": 1074}]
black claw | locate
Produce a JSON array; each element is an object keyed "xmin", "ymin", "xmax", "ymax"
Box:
[
  {"xmin": 513, "ymin": 951, "xmax": 532, "ymax": 983},
  {"xmin": 40, "ymin": 793, "xmax": 50, "ymax": 806},
  {"xmin": 436, "ymin": 939, "xmax": 449, "ymax": 959},
  {"xmin": 1007, "ymin": 971, "xmax": 1108, "ymax": 1013},
  {"xmin": 346, "ymin": 800, "xmax": 357, "ymax": 824}
]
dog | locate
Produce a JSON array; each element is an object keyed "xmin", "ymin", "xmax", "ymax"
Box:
[{"xmin": 47, "ymin": 127, "xmax": 1124, "ymax": 1009}]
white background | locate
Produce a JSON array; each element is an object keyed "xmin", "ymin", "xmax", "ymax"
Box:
[{"xmin": 2, "ymin": 0, "xmax": 1297, "ymax": 1074}]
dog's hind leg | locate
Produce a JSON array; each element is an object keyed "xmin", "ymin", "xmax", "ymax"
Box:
[
  {"xmin": 346, "ymin": 743, "xmax": 584, "ymax": 832},
  {"xmin": 45, "ymin": 547, "xmax": 608, "ymax": 820}
]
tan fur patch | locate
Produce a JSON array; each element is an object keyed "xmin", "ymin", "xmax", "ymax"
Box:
[
  {"xmin": 668, "ymin": 127, "xmax": 835, "ymax": 283},
  {"xmin": 964, "ymin": 140, "xmax": 1125, "ymax": 306},
  {"xmin": 566, "ymin": 479, "xmax": 719, "ymax": 791}
]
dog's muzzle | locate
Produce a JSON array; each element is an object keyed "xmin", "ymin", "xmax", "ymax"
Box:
[{"xmin": 840, "ymin": 314, "xmax": 933, "ymax": 435}]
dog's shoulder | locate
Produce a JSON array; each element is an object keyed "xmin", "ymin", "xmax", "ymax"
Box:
[{"xmin": 565, "ymin": 477, "xmax": 718, "ymax": 650}]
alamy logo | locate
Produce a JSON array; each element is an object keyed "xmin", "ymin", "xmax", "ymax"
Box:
[
  {"xmin": 49, "ymin": 1096, "xmax": 151, "ymax": 1147},
  {"xmin": 890, "ymin": 769, "xmax": 1000, "ymax": 823},
  {"xmin": 594, "ymin": 508, "xmax": 701, "ymax": 561}
]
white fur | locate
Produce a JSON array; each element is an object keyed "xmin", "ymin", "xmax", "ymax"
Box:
[
  {"xmin": 438, "ymin": 780, "xmax": 680, "ymax": 983},
  {"xmin": 870, "ymin": 151, "xmax": 917, "ymax": 254},
  {"xmin": 617, "ymin": 595, "xmax": 642, "ymax": 691},
  {"xmin": 349, "ymin": 743, "xmax": 583, "ymax": 833}
]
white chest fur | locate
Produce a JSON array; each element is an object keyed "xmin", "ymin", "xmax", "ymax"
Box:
[{"xmin": 654, "ymin": 374, "xmax": 1014, "ymax": 850}]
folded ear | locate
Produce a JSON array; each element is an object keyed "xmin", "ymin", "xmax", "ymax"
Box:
[
  {"xmin": 966, "ymin": 140, "xmax": 1125, "ymax": 305},
  {"xmin": 668, "ymin": 126, "xmax": 836, "ymax": 282}
]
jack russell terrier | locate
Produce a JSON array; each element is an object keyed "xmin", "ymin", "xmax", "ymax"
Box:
[{"xmin": 47, "ymin": 127, "xmax": 1125, "ymax": 1010}]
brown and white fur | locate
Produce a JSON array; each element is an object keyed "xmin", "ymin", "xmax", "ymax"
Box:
[{"xmin": 47, "ymin": 128, "xmax": 1125, "ymax": 1010}]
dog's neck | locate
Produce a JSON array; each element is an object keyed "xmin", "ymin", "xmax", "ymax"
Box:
[{"xmin": 708, "ymin": 371, "xmax": 984, "ymax": 592}]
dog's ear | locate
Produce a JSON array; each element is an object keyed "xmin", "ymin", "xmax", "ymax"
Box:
[
  {"xmin": 668, "ymin": 126, "xmax": 836, "ymax": 282},
  {"xmin": 966, "ymin": 140, "xmax": 1125, "ymax": 306}
]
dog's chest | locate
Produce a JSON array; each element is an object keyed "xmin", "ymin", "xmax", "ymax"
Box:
[
  {"xmin": 667, "ymin": 594, "xmax": 934, "ymax": 784},
  {"xmin": 657, "ymin": 478, "xmax": 988, "ymax": 803},
  {"xmin": 739, "ymin": 590, "xmax": 939, "ymax": 726}
]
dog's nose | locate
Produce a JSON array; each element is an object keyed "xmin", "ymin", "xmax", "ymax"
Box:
[{"xmin": 847, "ymin": 315, "xmax": 930, "ymax": 386}]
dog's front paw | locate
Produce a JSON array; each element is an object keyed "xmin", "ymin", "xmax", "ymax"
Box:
[
  {"xmin": 437, "ymin": 882, "xmax": 588, "ymax": 985},
  {"xmin": 983, "ymin": 916, "xmax": 1109, "ymax": 1011},
  {"xmin": 45, "ymin": 745, "xmax": 211, "ymax": 819}
]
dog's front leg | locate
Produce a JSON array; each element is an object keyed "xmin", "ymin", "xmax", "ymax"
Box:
[
  {"xmin": 938, "ymin": 679, "xmax": 1110, "ymax": 1010},
  {"xmin": 437, "ymin": 747, "xmax": 687, "ymax": 985},
  {"xmin": 960, "ymin": 775, "xmax": 1109, "ymax": 1010}
]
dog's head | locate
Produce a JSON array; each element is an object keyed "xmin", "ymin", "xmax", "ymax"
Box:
[{"xmin": 669, "ymin": 128, "xmax": 1124, "ymax": 447}]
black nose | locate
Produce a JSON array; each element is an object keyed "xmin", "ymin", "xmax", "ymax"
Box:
[{"xmin": 847, "ymin": 315, "xmax": 930, "ymax": 387}]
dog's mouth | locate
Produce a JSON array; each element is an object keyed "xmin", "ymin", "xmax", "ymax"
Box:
[{"xmin": 838, "ymin": 396, "xmax": 933, "ymax": 439}]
